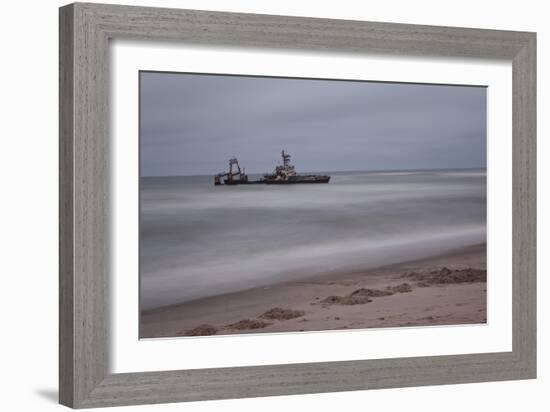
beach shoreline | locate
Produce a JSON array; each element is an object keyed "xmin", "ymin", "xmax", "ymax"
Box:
[{"xmin": 140, "ymin": 243, "xmax": 487, "ymax": 338}]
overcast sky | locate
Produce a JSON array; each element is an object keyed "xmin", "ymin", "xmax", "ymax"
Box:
[{"xmin": 140, "ymin": 71, "xmax": 486, "ymax": 177}]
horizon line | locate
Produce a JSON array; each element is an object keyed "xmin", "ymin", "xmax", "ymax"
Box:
[{"xmin": 141, "ymin": 166, "xmax": 487, "ymax": 179}]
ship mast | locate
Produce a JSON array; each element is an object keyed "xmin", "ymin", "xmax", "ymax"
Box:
[{"xmin": 281, "ymin": 150, "xmax": 291, "ymax": 167}]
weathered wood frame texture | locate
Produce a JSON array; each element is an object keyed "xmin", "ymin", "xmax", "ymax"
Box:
[{"xmin": 59, "ymin": 2, "xmax": 536, "ymax": 408}]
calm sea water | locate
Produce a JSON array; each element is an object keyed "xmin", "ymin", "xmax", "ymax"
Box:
[{"xmin": 140, "ymin": 170, "xmax": 486, "ymax": 310}]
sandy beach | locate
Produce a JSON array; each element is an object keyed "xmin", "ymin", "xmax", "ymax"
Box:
[{"xmin": 140, "ymin": 243, "xmax": 486, "ymax": 338}]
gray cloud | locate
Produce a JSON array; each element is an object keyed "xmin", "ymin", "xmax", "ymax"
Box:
[{"xmin": 140, "ymin": 72, "xmax": 486, "ymax": 176}]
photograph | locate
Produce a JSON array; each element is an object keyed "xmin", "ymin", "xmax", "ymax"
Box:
[{"xmin": 139, "ymin": 71, "xmax": 487, "ymax": 339}]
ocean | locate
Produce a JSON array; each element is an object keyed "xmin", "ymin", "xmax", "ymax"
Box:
[{"xmin": 140, "ymin": 169, "xmax": 486, "ymax": 310}]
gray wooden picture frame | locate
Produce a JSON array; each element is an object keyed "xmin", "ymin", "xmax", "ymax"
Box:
[{"xmin": 59, "ymin": 2, "xmax": 536, "ymax": 409}]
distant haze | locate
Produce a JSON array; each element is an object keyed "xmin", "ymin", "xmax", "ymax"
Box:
[{"xmin": 140, "ymin": 72, "xmax": 486, "ymax": 177}]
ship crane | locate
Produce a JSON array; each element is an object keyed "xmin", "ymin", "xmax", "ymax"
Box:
[{"xmin": 214, "ymin": 157, "xmax": 248, "ymax": 185}]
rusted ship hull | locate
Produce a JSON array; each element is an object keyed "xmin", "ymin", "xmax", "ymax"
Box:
[
  {"xmin": 223, "ymin": 179, "xmax": 241, "ymax": 185},
  {"xmin": 263, "ymin": 175, "xmax": 330, "ymax": 184}
]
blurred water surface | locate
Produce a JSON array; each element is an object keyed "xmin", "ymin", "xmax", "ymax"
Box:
[{"xmin": 140, "ymin": 169, "xmax": 486, "ymax": 310}]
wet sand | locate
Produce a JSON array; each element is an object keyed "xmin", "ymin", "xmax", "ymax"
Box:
[{"xmin": 140, "ymin": 243, "xmax": 486, "ymax": 338}]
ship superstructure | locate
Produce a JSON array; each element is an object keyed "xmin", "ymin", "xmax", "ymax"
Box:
[{"xmin": 262, "ymin": 150, "xmax": 330, "ymax": 184}]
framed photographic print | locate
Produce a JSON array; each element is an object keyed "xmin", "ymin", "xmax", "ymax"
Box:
[{"xmin": 59, "ymin": 2, "xmax": 536, "ymax": 408}]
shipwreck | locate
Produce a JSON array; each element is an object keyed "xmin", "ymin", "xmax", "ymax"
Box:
[{"xmin": 214, "ymin": 150, "xmax": 330, "ymax": 186}]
